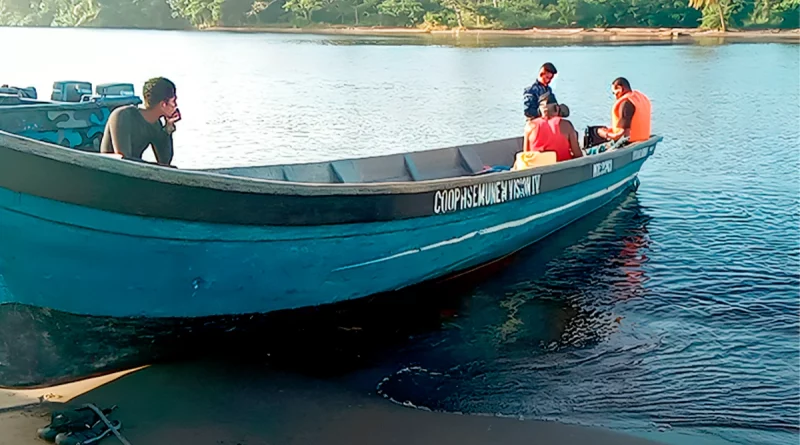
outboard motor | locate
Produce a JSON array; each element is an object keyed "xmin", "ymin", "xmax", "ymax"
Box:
[
  {"xmin": 51, "ymin": 81, "xmax": 92, "ymax": 102},
  {"xmin": 81, "ymin": 83, "xmax": 137, "ymax": 102},
  {"xmin": 80, "ymin": 82, "xmax": 141, "ymax": 105},
  {"xmin": 0, "ymin": 85, "xmax": 37, "ymax": 99},
  {"xmin": 96, "ymin": 83, "xmax": 135, "ymax": 97}
]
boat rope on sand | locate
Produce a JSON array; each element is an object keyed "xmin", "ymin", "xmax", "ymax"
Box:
[
  {"xmin": 82, "ymin": 404, "xmax": 132, "ymax": 445},
  {"xmin": 37, "ymin": 403, "xmax": 132, "ymax": 445}
]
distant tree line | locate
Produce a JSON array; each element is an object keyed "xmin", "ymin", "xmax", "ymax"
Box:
[{"xmin": 0, "ymin": 0, "xmax": 797, "ymax": 31}]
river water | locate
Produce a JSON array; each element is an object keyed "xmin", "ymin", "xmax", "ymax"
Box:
[{"xmin": 2, "ymin": 27, "xmax": 799, "ymax": 445}]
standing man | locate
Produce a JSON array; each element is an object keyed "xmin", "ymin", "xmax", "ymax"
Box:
[
  {"xmin": 523, "ymin": 62, "xmax": 558, "ymax": 119},
  {"xmin": 100, "ymin": 77, "xmax": 181, "ymax": 166},
  {"xmin": 596, "ymin": 77, "xmax": 652, "ymax": 143}
]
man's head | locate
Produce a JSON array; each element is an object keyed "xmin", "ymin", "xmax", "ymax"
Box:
[
  {"xmin": 538, "ymin": 92, "xmax": 559, "ymax": 119},
  {"xmin": 538, "ymin": 62, "xmax": 557, "ymax": 86},
  {"xmin": 611, "ymin": 77, "xmax": 631, "ymax": 99},
  {"xmin": 143, "ymin": 77, "xmax": 177, "ymax": 117}
]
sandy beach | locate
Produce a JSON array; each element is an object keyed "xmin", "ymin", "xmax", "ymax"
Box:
[
  {"xmin": 0, "ymin": 361, "xmax": 669, "ymax": 445},
  {"xmin": 207, "ymin": 25, "xmax": 800, "ymax": 43}
]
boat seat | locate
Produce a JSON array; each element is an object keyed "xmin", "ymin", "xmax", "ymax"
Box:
[
  {"xmin": 458, "ymin": 146, "xmax": 484, "ymax": 174},
  {"xmin": 512, "ymin": 151, "xmax": 557, "ymax": 170},
  {"xmin": 331, "ymin": 160, "xmax": 361, "ymax": 183},
  {"xmin": 403, "ymin": 155, "xmax": 423, "ymax": 181},
  {"xmin": 281, "ymin": 166, "xmax": 303, "ymax": 182}
]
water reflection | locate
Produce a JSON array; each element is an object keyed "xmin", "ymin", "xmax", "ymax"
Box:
[
  {"xmin": 371, "ymin": 191, "xmax": 653, "ymax": 399},
  {"xmin": 375, "ymin": 186, "xmax": 800, "ymax": 445}
]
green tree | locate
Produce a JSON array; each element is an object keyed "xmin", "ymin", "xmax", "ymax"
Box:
[
  {"xmin": 283, "ymin": 0, "xmax": 324, "ymax": 20},
  {"xmin": 377, "ymin": 0, "xmax": 423, "ymax": 24},
  {"xmin": 168, "ymin": 0, "xmax": 225, "ymax": 27},
  {"xmin": 688, "ymin": 0, "xmax": 737, "ymax": 30},
  {"xmin": 547, "ymin": 0, "xmax": 577, "ymax": 25},
  {"xmin": 51, "ymin": 0, "xmax": 101, "ymax": 25},
  {"xmin": 94, "ymin": 0, "xmax": 186, "ymax": 28}
]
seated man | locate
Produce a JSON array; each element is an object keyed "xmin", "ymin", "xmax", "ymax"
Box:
[
  {"xmin": 100, "ymin": 77, "xmax": 180, "ymax": 166},
  {"xmin": 595, "ymin": 77, "xmax": 651, "ymax": 143},
  {"xmin": 523, "ymin": 93, "xmax": 582, "ymax": 163}
]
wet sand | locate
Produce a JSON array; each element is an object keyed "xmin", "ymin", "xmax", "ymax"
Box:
[
  {"xmin": 207, "ymin": 26, "xmax": 800, "ymax": 43},
  {"xmin": 0, "ymin": 361, "xmax": 666, "ymax": 445}
]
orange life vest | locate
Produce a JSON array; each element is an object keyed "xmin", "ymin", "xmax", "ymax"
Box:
[{"xmin": 611, "ymin": 90, "xmax": 652, "ymax": 142}]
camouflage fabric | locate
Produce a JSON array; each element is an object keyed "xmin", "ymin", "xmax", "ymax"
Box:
[{"xmin": 0, "ymin": 97, "xmax": 141, "ymax": 152}]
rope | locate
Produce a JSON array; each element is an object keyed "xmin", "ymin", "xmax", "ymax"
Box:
[{"xmin": 83, "ymin": 404, "xmax": 132, "ymax": 445}]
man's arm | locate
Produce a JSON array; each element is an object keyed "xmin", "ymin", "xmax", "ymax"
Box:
[
  {"xmin": 523, "ymin": 89, "xmax": 540, "ymax": 118},
  {"xmin": 615, "ymin": 100, "xmax": 635, "ymax": 138},
  {"xmin": 562, "ymin": 119, "xmax": 583, "ymax": 159},
  {"xmin": 523, "ymin": 119, "xmax": 533, "ymax": 151},
  {"xmin": 602, "ymin": 100, "xmax": 635, "ymax": 140},
  {"xmin": 523, "ymin": 84, "xmax": 553, "ymax": 118},
  {"xmin": 151, "ymin": 128, "xmax": 174, "ymax": 166}
]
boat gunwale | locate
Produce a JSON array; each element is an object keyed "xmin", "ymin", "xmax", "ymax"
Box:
[
  {"xmin": 0, "ymin": 129, "xmax": 663, "ymax": 197},
  {"xmin": 0, "ymin": 98, "xmax": 140, "ymax": 111}
]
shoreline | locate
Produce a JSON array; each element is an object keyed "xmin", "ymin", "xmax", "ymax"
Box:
[
  {"xmin": 207, "ymin": 25, "xmax": 800, "ymax": 43},
  {"xmin": 0, "ymin": 361, "xmax": 667, "ymax": 445}
]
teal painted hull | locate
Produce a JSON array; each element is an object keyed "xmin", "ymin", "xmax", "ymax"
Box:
[
  {"xmin": 0, "ymin": 161, "xmax": 643, "ymax": 319},
  {"xmin": 0, "ymin": 125, "xmax": 660, "ymax": 388}
]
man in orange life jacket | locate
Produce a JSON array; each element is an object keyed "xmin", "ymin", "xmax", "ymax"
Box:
[
  {"xmin": 596, "ymin": 77, "xmax": 652, "ymax": 143},
  {"xmin": 524, "ymin": 93, "xmax": 583, "ymax": 162}
]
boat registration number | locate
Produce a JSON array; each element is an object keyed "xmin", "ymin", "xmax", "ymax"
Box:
[
  {"xmin": 632, "ymin": 147, "xmax": 649, "ymax": 161},
  {"xmin": 592, "ymin": 160, "xmax": 613, "ymax": 178}
]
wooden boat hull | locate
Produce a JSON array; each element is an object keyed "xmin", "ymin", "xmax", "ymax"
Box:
[
  {"xmin": 0, "ymin": 128, "xmax": 661, "ymax": 387},
  {"xmin": 0, "ymin": 188, "xmax": 645, "ymax": 390},
  {"xmin": 0, "ymin": 148, "xmax": 655, "ymax": 319}
]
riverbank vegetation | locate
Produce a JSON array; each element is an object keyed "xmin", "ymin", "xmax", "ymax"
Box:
[{"xmin": 0, "ymin": 0, "xmax": 797, "ymax": 33}]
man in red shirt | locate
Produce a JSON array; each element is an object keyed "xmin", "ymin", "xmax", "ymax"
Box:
[{"xmin": 524, "ymin": 93, "xmax": 583, "ymax": 162}]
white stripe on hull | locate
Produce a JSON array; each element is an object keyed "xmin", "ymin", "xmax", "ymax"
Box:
[{"xmin": 334, "ymin": 173, "xmax": 638, "ymax": 272}]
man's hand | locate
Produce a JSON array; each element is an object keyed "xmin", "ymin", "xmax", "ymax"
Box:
[
  {"xmin": 598, "ymin": 126, "xmax": 623, "ymax": 141},
  {"xmin": 165, "ymin": 109, "xmax": 181, "ymax": 135}
]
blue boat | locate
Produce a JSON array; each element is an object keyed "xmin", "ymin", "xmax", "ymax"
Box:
[
  {"xmin": 0, "ymin": 88, "xmax": 662, "ymax": 388},
  {"xmin": 0, "ymin": 80, "xmax": 140, "ymax": 151}
]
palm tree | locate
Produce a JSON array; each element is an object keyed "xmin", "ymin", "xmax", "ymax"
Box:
[{"xmin": 688, "ymin": 0, "xmax": 728, "ymax": 31}]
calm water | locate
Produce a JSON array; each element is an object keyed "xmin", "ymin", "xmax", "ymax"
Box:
[{"xmin": 2, "ymin": 28, "xmax": 799, "ymax": 445}]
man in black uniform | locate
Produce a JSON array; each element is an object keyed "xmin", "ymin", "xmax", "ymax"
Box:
[{"xmin": 100, "ymin": 77, "xmax": 181, "ymax": 166}]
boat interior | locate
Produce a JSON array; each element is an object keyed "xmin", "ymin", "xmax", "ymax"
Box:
[
  {"xmin": 1, "ymin": 79, "xmax": 637, "ymax": 186},
  {"xmin": 204, "ymin": 138, "xmax": 526, "ymax": 184}
]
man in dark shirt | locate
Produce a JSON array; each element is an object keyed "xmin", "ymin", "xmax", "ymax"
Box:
[
  {"xmin": 523, "ymin": 62, "xmax": 558, "ymax": 119},
  {"xmin": 100, "ymin": 77, "xmax": 180, "ymax": 166}
]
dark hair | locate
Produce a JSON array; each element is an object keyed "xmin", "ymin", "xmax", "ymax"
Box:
[
  {"xmin": 541, "ymin": 62, "xmax": 557, "ymax": 75},
  {"xmin": 612, "ymin": 77, "xmax": 631, "ymax": 91},
  {"xmin": 142, "ymin": 77, "xmax": 176, "ymax": 108},
  {"xmin": 538, "ymin": 92, "xmax": 557, "ymax": 105}
]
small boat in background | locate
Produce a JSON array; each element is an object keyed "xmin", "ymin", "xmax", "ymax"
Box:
[
  {"xmin": 0, "ymin": 81, "xmax": 663, "ymax": 388},
  {"xmin": 0, "ymin": 80, "xmax": 140, "ymax": 151}
]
